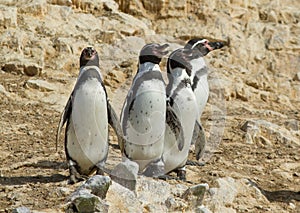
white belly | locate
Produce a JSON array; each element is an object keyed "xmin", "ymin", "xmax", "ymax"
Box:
[
  {"xmin": 121, "ymin": 79, "xmax": 166, "ymax": 172},
  {"xmin": 194, "ymin": 75, "xmax": 209, "ymax": 118},
  {"xmin": 163, "ymin": 88, "xmax": 198, "ymax": 173},
  {"xmin": 67, "ymin": 79, "xmax": 108, "ymax": 175}
]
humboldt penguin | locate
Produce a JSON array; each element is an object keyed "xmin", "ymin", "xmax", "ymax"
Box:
[
  {"xmin": 163, "ymin": 48, "xmax": 207, "ymax": 180},
  {"xmin": 120, "ymin": 43, "xmax": 169, "ymax": 177},
  {"xmin": 56, "ymin": 47, "xmax": 124, "ymax": 184}
]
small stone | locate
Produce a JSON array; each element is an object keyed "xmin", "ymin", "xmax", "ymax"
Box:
[
  {"xmin": 25, "ymin": 79, "xmax": 56, "ymax": 92},
  {"xmin": 79, "ymin": 175, "xmax": 112, "ymax": 199},
  {"xmin": 110, "ymin": 159, "xmax": 139, "ymax": 191},
  {"xmin": 182, "ymin": 183, "xmax": 209, "ymax": 207},
  {"xmin": 24, "ymin": 64, "xmax": 42, "ymax": 76},
  {"xmin": 165, "ymin": 197, "xmax": 177, "ymax": 209},
  {"xmin": 284, "ymin": 119, "xmax": 299, "ymax": 131},
  {"xmin": 195, "ymin": 205, "xmax": 213, "ymax": 213},
  {"xmin": 293, "ymin": 72, "xmax": 300, "ymax": 81},
  {"xmin": 12, "ymin": 206, "xmax": 30, "ymax": 213},
  {"xmin": 68, "ymin": 192, "xmax": 109, "ymax": 213}
]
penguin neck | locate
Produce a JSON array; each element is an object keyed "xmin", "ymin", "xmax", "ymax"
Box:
[
  {"xmin": 167, "ymin": 67, "xmax": 191, "ymax": 96},
  {"xmin": 138, "ymin": 62, "xmax": 160, "ymax": 73},
  {"xmin": 190, "ymin": 57, "xmax": 207, "ymax": 79},
  {"xmin": 79, "ymin": 65, "xmax": 102, "ymax": 79}
]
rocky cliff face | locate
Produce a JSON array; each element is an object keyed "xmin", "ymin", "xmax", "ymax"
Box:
[{"xmin": 0, "ymin": 0, "xmax": 299, "ymax": 212}]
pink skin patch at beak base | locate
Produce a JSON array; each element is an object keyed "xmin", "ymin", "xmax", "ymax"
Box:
[{"xmin": 204, "ymin": 42, "xmax": 214, "ymax": 51}]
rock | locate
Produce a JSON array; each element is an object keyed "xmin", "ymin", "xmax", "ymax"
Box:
[
  {"xmin": 18, "ymin": 0, "xmax": 48, "ymax": 16},
  {"xmin": 80, "ymin": 175, "xmax": 111, "ymax": 199},
  {"xmin": 0, "ymin": 84, "xmax": 9, "ymax": 97},
  {"xmin": 110, "ymin": 160, "xmax": 139, "ymax": 191},
  {"xmin": 136, "ymin": 176, "xmax": 170, "ymax": 211},
  {"xmin": 12, "ymin": 206, "xmax": 30, "ymax": 213},
  {"xmin": 2, "ymin": 60, "xmax": 42, "ymax": 76},
  {"xmin": 71, "ymin": 175, "xmax": 112, "ymax": 200},
  {"xmin": 293, "ymin": 72, "xmax": 300, "ymax": 81},
  {"xmin": 241, "ymin": 119, "xmax": 300, "ymax": 146},
  {"xmin": 0, "ymin": 6, "xmax": 17, "ymax": 28},
  {"xmin": 48, "ymin": 0, "xmax": 72, "ymax": 6},
  {"xmin": 67, "ymin": 191, "xmax": 109, "ymax": 213},
  {"xmin": 195, "ymin": 205, "xmax": 213, "ymax": 213},
  {"xmin": 284, "ymin": 119, "xmax": 299, "ymax": 131},
  {"xmin": 182, "ymin": 183, "xmax": 209, "ymax": 208},
  {"xmin": 106, "ymin": 181, "xmax": 141, "ymax": 212},
  {"xmin": 25, "ymin": 79, "xmax": 56, "ymax": 92}
]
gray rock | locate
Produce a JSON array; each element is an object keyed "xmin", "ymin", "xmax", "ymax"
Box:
[
  {"xmin": 79, "ymin": 175, "xmax": 112, "ymax": 199},
  {"xmin": 182, "ymin": 183, "xmax": 209, "ymax": 208},
  {"xmin": 137, "ymin": 176, "xmax": 170, "ymax": 211},
  {"xmin": 106, "ymin": 181, "xmax": 141, "ymax": 212},
  {"xmin": 12, "ymin": 206, "xmax": 30, "ymax": 213},
  {"xmin": 67, "ymin": 192, "xmax": 109, "ymax": 213},
  {"xmin": 25, "ymin": 79, "xmax": 56, "ymax": 92},
  {"xmin": 195, "ymin": 205, "xmax": 213, "ymax": 213},
  {"xmin": 284, "ymin": 119, "xmax": 299, "ymax": 131},
  {"xmin": 110, "ymin": 160, "xmax": 139, "ymax": 191}
]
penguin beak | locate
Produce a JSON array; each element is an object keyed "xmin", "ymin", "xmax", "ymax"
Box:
[
  {"xmin": 207, "ymin": 41, "xmax": 224, "ymax": 51},
  {"xmin": 84, "ymin": 47, "xmax": 96, "ymax": 59}
]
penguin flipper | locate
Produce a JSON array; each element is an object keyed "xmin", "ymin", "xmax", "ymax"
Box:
[
  {"xmin": 166, "ymin": 105, "xmax": 184, "ymax": 151},
  {"xmin": 193, "ymin": 121, "xmax": 206, "ymax": 160},
  {"xmin": 56, "ymin": 95, "xmax": 72, "ymax": 151},
  {"xmin": 107, "ymin": 101, "xmax": 125, "ymax": 153}
]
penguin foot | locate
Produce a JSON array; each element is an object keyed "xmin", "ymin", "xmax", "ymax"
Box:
[
  {"xmin": 177, "ymin": 169, "xmax": 186, "ymax": 181},
  {"xmin": 68, "ymin": 166, "xmax": 84, "ymax": 184},
  {"xmin": 96, "ymin": 168, "xmax": 104, "ymax": 176},
  {"xmin": 186, "ymin": 160, "xmax": 205, "ymax": 166}
]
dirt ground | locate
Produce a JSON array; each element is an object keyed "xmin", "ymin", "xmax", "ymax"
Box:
[{"xmin": 0, "ymin": 70, "xmax": 299, "ymax": 212}]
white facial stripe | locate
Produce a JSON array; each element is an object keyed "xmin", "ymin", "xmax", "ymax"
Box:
[{"xmin": 191, "ymin": 39, "xmax": 208, "ymax": 49}]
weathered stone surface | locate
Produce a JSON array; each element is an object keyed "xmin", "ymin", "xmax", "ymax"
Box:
[
  {"xmin": 67, "ymin": 192, "xmax": 109, "ymax": 213},
  {"xmin": 18, "ymin": 0, "xmax": 48, "ymax": 16},
  {"xmin": 0, "ymin": 6, "xmax": 17, "ymax": 28},
  {"xmin": 182, "ymin": 183, "xmax": 209, "ymax": 208},
  {"xmin": 241, "ymin": 119, "xmax": 300, "ymax": 146},
  {"xmin": 12, "ymin": 206, "xmax": 30, "ymax": 213},
  {"xmin": 69, "ymin": 175, "xmax": 112, "ymax": 200},
  {"xmin": 110, "ymin": 160, "xmax": 139, "ymax": 191}
]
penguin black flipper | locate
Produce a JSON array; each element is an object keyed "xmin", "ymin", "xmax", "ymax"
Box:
[
  {"xmin": 192, "ymin": 121, "xmax": 206, "ymax": 160},
  {"xmin": 56, "ymin": 94, "xmax": 73, "ymax": 151},
  {"xmin": 107, "ymin": 101, "xmax": 125, "ymax": 153},
  {"xmin": 166, "ymin": 103, "xmax": 184, "ymax": 151}
]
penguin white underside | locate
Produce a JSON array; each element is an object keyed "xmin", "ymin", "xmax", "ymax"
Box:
[
  {"xmin": 121, "ymin": 65, "xmax": 166, "ymax": 172},
  {"xmin": 190, "ymin": 57, "xmax": 209, "ymax": 118},
  {"xmin": 163, "ymin": 68, "xmax": 199, "ymax": 173},
  {"xmin": 67, "ymin": 76, "xmax": 108, "ymax": 175}
]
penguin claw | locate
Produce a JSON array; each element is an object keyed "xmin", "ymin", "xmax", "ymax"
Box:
[{"xmin": 68, "ymin": 166, "xmax": 85, "ymax": 184}]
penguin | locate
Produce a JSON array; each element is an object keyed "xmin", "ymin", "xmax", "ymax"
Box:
[
  {"xmin": 184, "ymin": 38, "xmax": 224, "ymax": 159},
  {"xmin": 120, "ymin": 43, "xmax": 170, "ymax": 177},
  {"xmin": 163, "ymin": 48, "xmax": 207, "ymax": 180},
  {"xmin": 56, "ymin": 47, "xmax": 124, "ymax": 184},
  {"xmin": 184, "ymin": 38, "xmax": 224, "ymax": 117}
]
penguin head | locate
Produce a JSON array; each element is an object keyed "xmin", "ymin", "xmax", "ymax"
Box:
[
  {"xmin": 139, "ymin": 43, "xmax": 169, "ymax": 65},
  {"xmin": 185, "ymin": 38, "xmax": 224, "ymax": 56},
  {"xmin": 167, "ymin": 48, "xmax": 200, "ymax": 77},
  {"xmin": 80, "ymin": 47, "xmax": 100, "ymax": 68}
]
